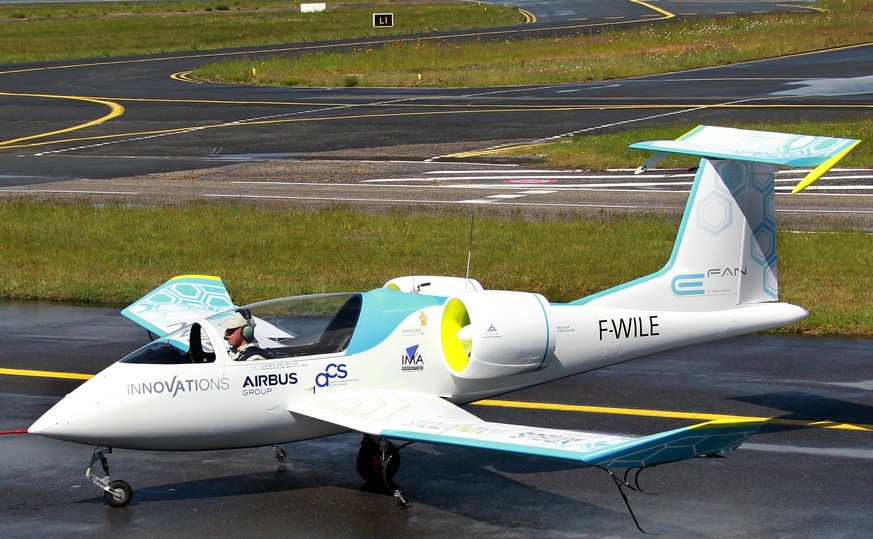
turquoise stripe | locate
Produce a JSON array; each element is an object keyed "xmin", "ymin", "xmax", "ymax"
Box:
[
  {"xmin": 569, "ymin": 164, "xmax": 705, "ymax": 305},
  {"xmin": 346, "ymin": 288, "xmax": 445, "ymax": 354},
  {"xmin": 630, "ymin": 136, "xmax": 859, "ymax": 167},
  {"xmin": 382, "ymin": 422, "xmax": 760, "ymax": 468},
  {"xmin": 380, "ymin": 429, "xmax": 616, "ymax": 463}
]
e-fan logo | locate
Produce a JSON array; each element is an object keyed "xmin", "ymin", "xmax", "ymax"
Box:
[
  {"xmin": 671, "ymin": 267, "xmax": 746, "ymax": 297},
  {"xmin": 671, "ymin": 274, "xmax": 705, "ymax": 296}
]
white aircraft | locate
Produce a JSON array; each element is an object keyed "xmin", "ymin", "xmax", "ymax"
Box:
[{"xmin": 29, "ymin": 126, "xmax": 859, "ymax": 523}]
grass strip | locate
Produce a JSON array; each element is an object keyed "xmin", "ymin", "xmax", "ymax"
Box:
[
  {"xmin": 502, "ymin": 120, "xmax": 873, "ymax": 169},
  {"xmin": 192, "ymin": 0, "xmax": 873, "ymax": 87},
  {"xmin": 1, "ymin": 200, "xmax": 869, "ymax": 336},
  {"xmin": 0, "ymin": 1, "xmax": 521, "ymax": 63}
]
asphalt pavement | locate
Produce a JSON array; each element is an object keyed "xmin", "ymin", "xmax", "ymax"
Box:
[{"xmin": 1, "ymin": 304, "xmax": 872, "ymax": 537}]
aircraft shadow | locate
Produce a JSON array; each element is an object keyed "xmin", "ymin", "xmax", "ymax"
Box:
[
  {"xmin": 71, "ymin": 435, "xmax": 709, "ymax": 536},
  {"xmin": 732, "ymin": 391, "xmax": 873, "ymax": 433}
]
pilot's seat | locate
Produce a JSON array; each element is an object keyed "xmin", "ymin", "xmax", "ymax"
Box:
[{"xmin": 308, "ymin": 295, "xmax": 362, "ymax": 355}]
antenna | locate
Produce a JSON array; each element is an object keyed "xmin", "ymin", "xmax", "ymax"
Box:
[{"xmin": 465, "ymin": 215, "xmax": 475, "ymax": 283}]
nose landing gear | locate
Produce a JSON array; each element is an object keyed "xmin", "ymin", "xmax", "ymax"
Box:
[{"xmin": 87, "ymin": 447, "xmax": 133, "ymax": 508}]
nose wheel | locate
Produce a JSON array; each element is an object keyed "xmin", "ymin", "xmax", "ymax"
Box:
[
  {"xmin": 104, "ymin": 479, "xmax": 133, "ymax": 508},
  {"xmin": 87, "ymin": 448, "xmax": 133, "ymax": 508}
]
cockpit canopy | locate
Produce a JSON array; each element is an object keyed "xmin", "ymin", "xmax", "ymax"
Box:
[{"xmin": 121, "ymin": 293, "xmax": 362, "ymax": 364}]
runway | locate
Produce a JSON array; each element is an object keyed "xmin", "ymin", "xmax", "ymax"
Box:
[
  {"xmin": 0, "ymin": 4, "xmax": 870, "ymax": 186},
  {"xmin": 6, "ymin": 160, "xmax": 871, "ymax": 231},
  {"xmin": 1, "ymin": 304, "xmax": 872, "ymax": 537}
]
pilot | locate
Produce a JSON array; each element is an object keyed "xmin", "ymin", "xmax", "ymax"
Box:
[{"xmin": 221, "ymin": 310, "xmax": 266, "ymax": 361}]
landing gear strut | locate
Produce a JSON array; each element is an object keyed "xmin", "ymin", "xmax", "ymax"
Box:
[
  {"xmin": 87, "ymin": 447, "xmax": 132, "ymax": 508},
  {"xmin": 273, "ymin": 445, "xmax": 288, "ymax": 462},
  {"xmin": 356, "ymin": 435, "xmax": 407, "ymax": 505}
]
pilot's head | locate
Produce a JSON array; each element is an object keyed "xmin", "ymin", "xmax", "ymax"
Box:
[{"xmin": 221, "ymin": 311, "xmax": 253, "ymax": 348}]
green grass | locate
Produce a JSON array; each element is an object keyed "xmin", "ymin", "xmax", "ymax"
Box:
[
  {"xmin": 0, "ymin": 1, "xmax": 521, "ymax": 62},
  {"xmin": 502, "ymin": 120, "xmax": 873, "ymax": 169},
  {"xmin": 192, "ymin": 0, "xmax": 873, "ymax": 87},
  {"xmin": 1, "ymin": 201, "xmax": 870, "ymax": 336},
  {"xmin": 0, "ymin": 1, "xmax": 869, "ymax": 335}
]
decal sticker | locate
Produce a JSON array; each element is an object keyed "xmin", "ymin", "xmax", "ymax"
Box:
[
  {"xmin": 242, "ymin": 372, "xmax": 298, "ymax": 396},
  {"xmin": 315, "ymin": 363, "xmax": 349, "ymax": 388},
  {"xmin": 402, "ymin": 345, "xmax": 425, "ymax": 372},
  {"xmin": 671, "ymin": 267, "xmax": 746, "ymax": 297},
  {"xmin": 483, "ymin": 324, "xmax": 500, "ymax": 339},
  {"xmin": 127, "ymin": 376, "xmax": 230, "ymax": 398},
  {"xmin": 598, "ymin": 316, "xmax": 660, "ymax": 341},
  {"xmin": 403, "ymin": 312, "xmax": 430, "ymax": 336}
]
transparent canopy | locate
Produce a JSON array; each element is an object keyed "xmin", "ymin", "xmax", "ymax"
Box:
[{"xmin": 121, "ymin": 293, "xmax": 362, "ymax": 364}]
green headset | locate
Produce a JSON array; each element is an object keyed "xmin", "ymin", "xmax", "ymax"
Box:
[{"xmin": 237, "ymin": 309, "xmax": 255, "ymax": 341}]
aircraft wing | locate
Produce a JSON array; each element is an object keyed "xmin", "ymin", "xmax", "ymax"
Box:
[
  {"xmin": 289, "ymin": 390, "xmax": 762, "ymax": 468},
  {"xmin": 121, "ymin": 275, "xmax": 235, "ymax": 337}
]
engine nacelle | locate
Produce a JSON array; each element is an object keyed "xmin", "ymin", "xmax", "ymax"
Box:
[
  {"xmin": 384, "ymin": 275, "xmax": 483, "ymax": 297},
  {"xmin": 441, "ymin": 291, "xmax": 555, "ymax": 379}
]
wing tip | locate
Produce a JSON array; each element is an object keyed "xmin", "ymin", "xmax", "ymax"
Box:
[{"xmin": 791, "ymin": 139, "xmax": 861, "ymax": 194}]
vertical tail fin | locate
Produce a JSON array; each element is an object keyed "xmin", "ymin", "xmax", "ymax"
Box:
[
  {"xmin": 576, "ymin": 126, "xmax": 859, "ymax": 311},
  {"xmin": 668, "ymin": 158, "xmax": 779, "ymax": 306}
]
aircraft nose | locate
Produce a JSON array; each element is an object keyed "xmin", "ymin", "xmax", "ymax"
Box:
[
  {"xmin": 29, "ymin": 394, "xmax": 92, "ymax": 438},
  {"xmin": 28, "ymin": 399, "xmax": 77, "ymax": 435},
  {"xmin": 28, "ymin": 376, "xmax": 103, "ymax": 441}
]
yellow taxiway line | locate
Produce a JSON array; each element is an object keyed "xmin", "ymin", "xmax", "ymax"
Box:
[
  {"xmin": 0, "ymin": 367, "xmax": 93, "ymax": 381},
  {"xmin": 473, "ymin": 399, "xmax": 873, "ymax": 431},
  {"xmin": 3, "ymin": 367, "xmax": 870, "ymax": 431},
  {"xmin": 0, "ymin": 92, "xmax": 124, "ymax": 147}
]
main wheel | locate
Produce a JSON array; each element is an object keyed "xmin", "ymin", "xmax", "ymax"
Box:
[
  {"xmin": 356, "ymin": 437, "xmax": 400, "ymax": 484},
  {"xmin": 104, "ymin": 480, "xmax": 133, "ymax": 508}
]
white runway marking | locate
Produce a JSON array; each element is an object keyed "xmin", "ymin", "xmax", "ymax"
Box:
[
  {"xmin": 358, "ymin": 169, "xmax": 873, "ymax": 200},
  {"xmin": 0, "ymin": 189, "xmax": 140, "ymax": 195}
]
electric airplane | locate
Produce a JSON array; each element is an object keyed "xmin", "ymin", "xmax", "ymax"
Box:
[{"xmin": 29, "ymin": 126, "xmax": 859, "ymax": 519}]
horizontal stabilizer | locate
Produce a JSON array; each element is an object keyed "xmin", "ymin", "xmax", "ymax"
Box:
[
  {"xmin": 121, "ymin": 275, "xmax": 235, "ymax": 336},
  {"xmin": 290, "ymin": 390, "xmax": 762, "ymax": 468},
  {"xmin": 631, "ymin": 125, "xmax": 860, "ymax": 192}
]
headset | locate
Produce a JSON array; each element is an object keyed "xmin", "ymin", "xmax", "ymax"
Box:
[{"xmin": 237, "ymin": 309, "xmax": 256, "ymax": 341}]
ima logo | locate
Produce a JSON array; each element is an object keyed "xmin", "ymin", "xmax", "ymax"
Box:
[{"xmin": 402, "ymin": 345, "xmax": 424, "ymax": 372}]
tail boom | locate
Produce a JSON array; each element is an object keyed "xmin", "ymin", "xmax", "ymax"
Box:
[{"xmin": 574, "ymin": 126, "xmax": 859, "ymax": 315}]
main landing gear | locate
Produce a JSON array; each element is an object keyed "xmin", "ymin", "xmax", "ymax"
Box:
[
  {"xmin": 87, "ymin": 447, "xmax": 133, "ymax": 508},
  {"xmin": 356, "ymin": 435, "xmax": 408, "ymax": 505},
  {"xmin": 86, "ymin": 440, "xmax": 406, "ymax": 508}
]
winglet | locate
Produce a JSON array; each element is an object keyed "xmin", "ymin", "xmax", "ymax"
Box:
[{"xmin": 792, "ymin": 139, "xmax": 861, "ymax": 193}]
